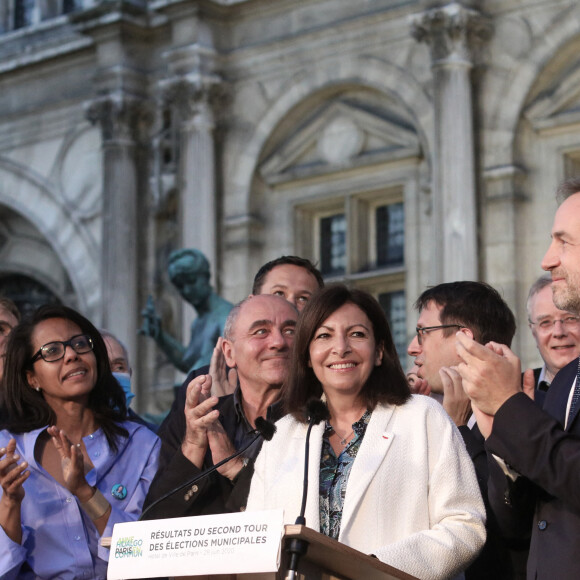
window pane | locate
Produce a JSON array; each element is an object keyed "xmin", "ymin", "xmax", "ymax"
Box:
[
  {"xmin": 320, "ymin": 213, "xmax": 346, "ymax": 276},
  {"xmin": 378, "ymin": 290, "xmax": 406, "ymax": 364},
  {"xmin": 14, "ymin": 0, "xmax": 34, "ymax": 29},
  {"xmin": 0, "ymin": 273, "xmax": 61, "ymax": 320},
  {"xmin": 376, "ymin": 203, "xmax": 404, "ymax": 267},
  {"xmin": 63, "ymin": 0, "xmax": 80, "ymax": 14}
]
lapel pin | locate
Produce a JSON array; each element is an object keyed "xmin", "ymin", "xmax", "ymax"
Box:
[{"xmin": 111, "ymin": 483, "xmax": 128, "ymax": 500}]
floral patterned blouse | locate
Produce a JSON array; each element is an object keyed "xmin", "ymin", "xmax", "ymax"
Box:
[{"xmin": 319, "ymin": 410, "xmax": 371, "ymax": 539}]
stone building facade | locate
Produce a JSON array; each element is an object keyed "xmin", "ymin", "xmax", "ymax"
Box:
[{"xmin": 1, "ymin": 0, "xmax": 579, "ymax": 411}]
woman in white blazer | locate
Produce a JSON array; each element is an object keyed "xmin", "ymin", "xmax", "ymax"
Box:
[{"xmin": 247, "ymin": 285, "xmax": 485, "ymax": 580}]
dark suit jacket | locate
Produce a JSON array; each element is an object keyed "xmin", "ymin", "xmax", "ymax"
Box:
[
  {"xmin": 486, "ymin": 357, "xmax": 580, "ymax": 580},
  {"xmin": 458, "ymin": 424, "xmax": 514, "ymax": 579}
]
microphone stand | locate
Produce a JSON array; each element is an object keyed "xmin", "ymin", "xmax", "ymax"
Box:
[
  {"xmin": 140, "ymin": 417, "xmax": 274, "ymax": 521},
  {"xmin": 285, "ymin": 400, "xmax": 328, "ymax": 580}
]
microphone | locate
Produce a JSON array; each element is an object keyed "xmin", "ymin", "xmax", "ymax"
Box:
[
  {"xmin": 140, "ymin": 416, "xmax": 276, "ymax": 521},
  {"xmin": 296, "ymin": 398, "xmax": 330, "ymax": 525},
  {"xmin": 255, "ymin": 415, "xmax": 276, "ymax": 441},
  {"xmin": 285, "ymin": 398, "xmax": 329, "ymax": 580}
]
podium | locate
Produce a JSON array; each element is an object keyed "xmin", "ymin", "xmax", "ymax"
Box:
[
  {"xmin": 104, "ymin": 524, "xmax": 418, "ymax": 580},
  {"xmin": 251, "ymin": 524, "xmax": 418, "ymax": 580}
]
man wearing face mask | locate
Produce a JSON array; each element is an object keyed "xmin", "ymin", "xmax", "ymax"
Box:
[{"xmin": 101, "ymin": 330, "xmax": 158, "ymax": 433}]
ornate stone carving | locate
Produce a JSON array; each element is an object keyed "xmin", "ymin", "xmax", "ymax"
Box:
[
  {"xmin": 259, "ymin": 100, "xmax": 420, "ymax": 185},
  {"xmin": 159, "ymin": 76, "xmax": 228, "ymax": 126},
  {"xmin": 411, "ymin": 2, "xmax": 492, "ymax": 66},
  {"xmin": 85, "ymin": 93, "xmax": 154, "ymax": 143}
]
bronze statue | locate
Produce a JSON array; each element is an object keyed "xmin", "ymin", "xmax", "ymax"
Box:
[{"xmin": 140, "ymin": 249, "xmax": 233, "ymax": 374}]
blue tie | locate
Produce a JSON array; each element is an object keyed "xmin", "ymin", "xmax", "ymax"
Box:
[{"xmin": 567, "ymin": 359, "xmax": 580, "ymax": 425}]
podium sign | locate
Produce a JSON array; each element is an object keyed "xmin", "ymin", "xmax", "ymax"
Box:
[{"xmin": 107, "ymin": 509, "xmax": 284, "ymax": 579}]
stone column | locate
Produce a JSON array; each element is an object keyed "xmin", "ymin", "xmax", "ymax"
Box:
[
  {"xmin": 163, "ymin": 79, "xmax": 220, "ymax": 280},
  {"xmin": 161, "ymin": 76, "xmax": 224, "ymax": 338},
  {"xmin": 412, "ymin": 3, "xmax": 490, "ymax": 282},
  {"xmin": 86, "ymin": 94, "xmax": 151, "ymax": 368},
  {"xmin": 482, "ymin": 165, "xmax": 527, "ymax": 354}
]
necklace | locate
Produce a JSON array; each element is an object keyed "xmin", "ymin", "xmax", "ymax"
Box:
[{"xmin": 331, "ymin": 426, "xmax": 355, "ymax": 446}]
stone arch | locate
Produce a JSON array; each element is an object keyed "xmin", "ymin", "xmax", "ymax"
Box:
[
  {"xmin": 0, "ymin": 156, "xmax": 101, "ymax": 317},
  {"xmin": 479, "ymin": 7, "xmax": 580, "ymax": 368},
  {"xmin": 481, "ymin": 4, "xmax": 580, "ymax": 168},
  {"xmin": 223, "ymin": 54, "xmax": 434, "ymax": 218}
]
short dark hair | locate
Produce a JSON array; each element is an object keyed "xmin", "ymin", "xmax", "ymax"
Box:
[
  {"xmin": 283, "ymin": 284, "xmax": 410, "ymax": 422},
  {"xmin": 1, "ymin": 304, "xmax": 128, "ymax": 451},
  {"xmin": 556, "ymin": 177, "xmax": 580, "ymax": 204},
  {"xmin": 526, "ymin": 274, "xmax": 553, "ymax": 321},
  {"xmin": 252, "ymin": 256, "xmax": 324, "ymax": 295},
  {"xmin": 0, "ymin": 296, "xmax": 20, "ymax": 322},
  {"xmin": 414, "ymin": 281, "xmax": 516, "ymax": 347}
]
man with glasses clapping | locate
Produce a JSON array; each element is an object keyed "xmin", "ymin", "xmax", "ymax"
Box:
[{"xmin": 407, "ymin": 281, "xmax": 517, "ymax": 579}]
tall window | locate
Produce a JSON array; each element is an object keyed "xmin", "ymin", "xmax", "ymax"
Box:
[
  {"xmin": 320, "ymin": 213, "xmax": 346, "ymax": 276},
  {"xmin": 379, "ymin": 290, "xmax": 407, "ymax": 363},
  {"xmin": 62, "ymin": 0, "xmax": 80, "ymax": 14},
  {"xmin": 297, "ymin": 186, "xmax": 407, "ymax": 362},
  {"xmin": 14, "ymin": 0, "xmax": 35, "ymax": 29},
  {"xmin": 376, "ymin": 202, "xmax": 404, "ymax": 268}
]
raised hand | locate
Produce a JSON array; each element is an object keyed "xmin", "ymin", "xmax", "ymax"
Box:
[
  {"xmin": 0, "ymin": 438, "xmax": 29, "ymax": 543},
  {"xmin": 0, "ymin": 439, "xmax": 28, "ymax": 503},
  {"xmin": 409, "ymin": 374, "xmax": 431, "ymax": 395},
  {"xmin": 181, "ymin": 374, "xmax": 220, "ymax": 468},
  {"xmin": 522, "ymin": 368, "xmax": 536, "ymax": 401},
  {"xmin": 455, "ymin": 333, "xmax": 521, "ymax": 416},
  {"xmin": 47, "ymin": 427, "xmax": 93, "ymax": 502},
  {"xmin": 441, "ymin": 366, "xmax": 472, "ymax": 427},
  {"xmin": 209, "ymin": 337, "xmax": 238, "ymax": 398},
  {"xmin": 471, "ymin": 403, "xmax": 494, "ymax": 439}
]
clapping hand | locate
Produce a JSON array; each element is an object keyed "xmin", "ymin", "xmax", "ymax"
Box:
[
  {"xmin": 440, "ymin": 366, "xmax": 472, "ymax": 427},
  {"xmin": 181, "ymin": 374, "xmax": 220, "ymax": 469},
  {"xmin": 209, "ymin": 337, "xmax": 238, "ymax": 398},
  {"xmin": 0, "ymin": 438, "xmax": 29, "ymax": 543},
  {"xmin": 0, "ymin": 439, "xmax": 28, "ymax": 503},
  {"xmin": 455, "ymin": 333, "xmax": 521, "ymax": 416},
  {"xmin": 47, "ymin": 427, "xmax": 93, "ymax": 502}
]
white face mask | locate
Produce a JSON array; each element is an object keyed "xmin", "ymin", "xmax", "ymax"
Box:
[{"xmin": 113, "ymin": 372, "xmax": 135, "ymax": 407}]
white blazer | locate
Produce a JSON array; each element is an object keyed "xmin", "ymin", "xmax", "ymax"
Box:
[{"xmin": 247, "ymin": 395, "xmax": 486, "ymax": 580}]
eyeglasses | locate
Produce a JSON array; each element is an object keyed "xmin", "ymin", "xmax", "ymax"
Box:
[
  {"xmin": 529, "ymin": 316, "xmax": 580, "ymax": 332},
  {"xmin": 415, "ymin": 324, "xmax": 465, "ymax": 345},
  {"xmin": 31, "ymin": 334, "xmax": 94, "ymax": 363}
]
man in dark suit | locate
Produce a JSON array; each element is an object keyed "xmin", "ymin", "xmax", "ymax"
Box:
[
  {"xmin": 143, "ymin": 294, "xmax": 298, "ymax": 519},
  {"xmin": 407, "ymin": 281, "xmax": 517, "ymax": 579},
  {"xmin": 526, "ymin": 274, "xmax": 580, "ymax": 392},
  {"xmin": 456, "ymin": 177, "xmax": 580, "ymax": 579}
]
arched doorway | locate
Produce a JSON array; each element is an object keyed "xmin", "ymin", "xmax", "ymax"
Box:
[{"xmin": 0, "ymin": 273, "xmax": 61, "ymax": 319}]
